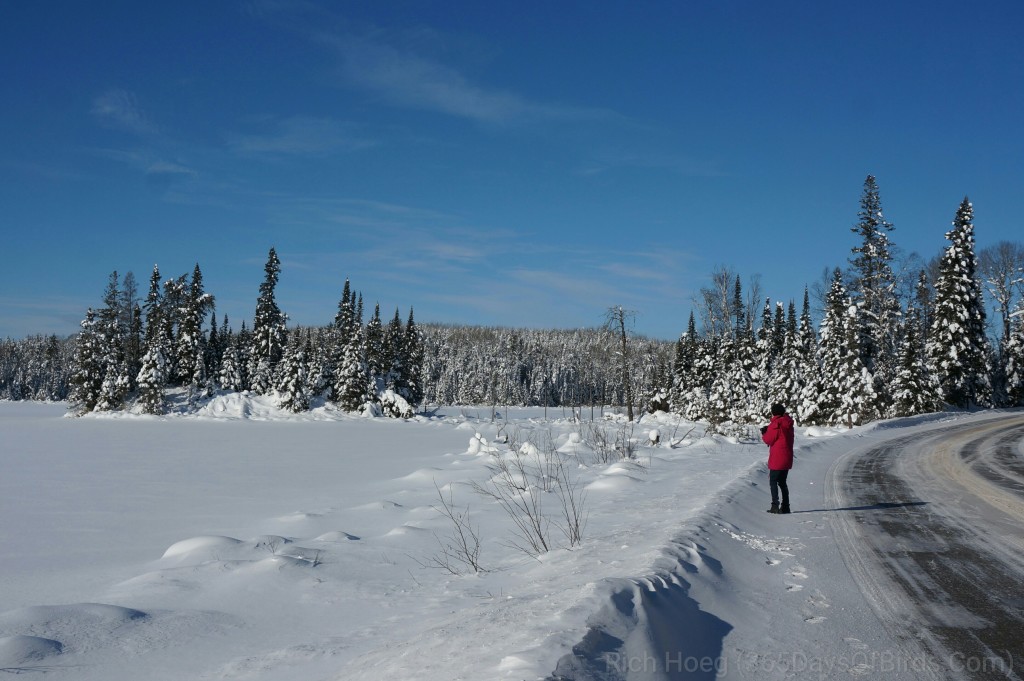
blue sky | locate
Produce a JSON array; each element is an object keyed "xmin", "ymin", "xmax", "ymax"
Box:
[{"xmin": 3, "ymin": 1, "xmax": 1023, "ymax": 341}]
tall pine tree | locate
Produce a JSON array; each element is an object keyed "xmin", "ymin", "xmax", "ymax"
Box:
[
  {"xmin": 249, "ymin": 248, "xmax": 286, "ymax": 394},
  {"xmin": 927, "ymin": 198, "xmax": 993, "ymax": 407},
  {"xmin": 848, "ymin": 175, "xmax": 901, "ymax": 413},
  {"xmin": 136, "ymin": 265, "xmax": 169, "ymax": 414}
]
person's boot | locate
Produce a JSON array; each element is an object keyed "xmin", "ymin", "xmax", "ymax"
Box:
[
  {"xmin": 767, "ymin": 502, "xmax": 780, "ymax": 514},
  {"xmin": 780, "ymin": 503, "xmax": 791, "ymax": 514}
]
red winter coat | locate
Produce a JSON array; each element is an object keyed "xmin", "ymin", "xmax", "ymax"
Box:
[{"xmin": 762, "ymin": 414, "xmax": 794, "ymax": 470}]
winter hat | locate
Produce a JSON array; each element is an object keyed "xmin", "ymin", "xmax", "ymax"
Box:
[{"xmin": 770, "ymin": 403, "xmax": 786, "ymax": 417}]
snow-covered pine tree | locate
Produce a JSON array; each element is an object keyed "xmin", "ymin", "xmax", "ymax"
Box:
[
  {"xmin": 249, "ymin": 248, "xmax": 286, "ymax": 394},
  {"xmin": 669, "ymin": 313, "xmax": 698, "ymax": 414},
  {"xmin": 160, "ymin": 275, "xmax": 186, "ymax": 384},
  {"xmin": 927, "ymin": 198, "xmax": 993, "ymax": 408},
  {"xmin": 812, "ymin": 270, "xmax": 852, "ymax": 426},
  {"xmin": 705, "ymin": 333, "xmax": 734, "ymax": 430},
  {"xmin": 304, "ymin": 330, "xmax": 330, "ymax": 399},
  {"xmin": 754, "ymin": 298, "xmax": 777, "ymax": 416},
  {"xmin": 364, "ymin": 303, "xmax": 385, "ymax": 393},
  {"xmin": 730, "ymin": 326, "xmax": 759, "ymax": 425},
  {"xmin": 116, "ymin": 271, "xmax": 142, "ymax": 391},
  {"xmin": 771, "ymin": 302, "xmax": 804, "ymax": 417},
  {"xmin": 325, "ymin": 279, "xmax": 356, "ymax": 402},
  {"xmin": 235, "ymin": 320, "xmax": 252, "ymax": 390},
  {"xmin": 70, "ymin": 308, "xmax": 103, "ymax": 413},
  {"xmin": 773, "ymin": 301, "xmax": 786, "ymax": 358},
  {"xmin": 177, "ymin": 264, "xmax": 214, "ymax": 401},
  {"xmin": 836, "ymin": 300, "xmax": 878, "ymax": 426},
  {"xmin": 94, "ymin": 272, "xmax": 130, "ymax": 411},
  {"xmin": 890, "ymin": 299, "xmax": 942, "ymax": 417},
  {"xmin": 716, "ymin": 276, "xmax": 758, "ymax": 424},
  {"xmin": 383, "ymin": 308, "xmax": 406, "ymax": 395},
  {"xmin": 218, "ymin": 336, "xmax": 245, "ymax": 393},
  {"xmin": 914, "ymin": 271, "xmax": 932, "ymax": 350},
  {"xmin": 403, "ymin": 308, "xmax": 425, "ymax": 409},
  {"xmin": 684, "ymin": 335, "xmax": 715, "ymax": 422},
  {"xmin": 334, "ymin": 320, "xmax": 370, "ymax": 412},
  {"xmin": 334, "ymin": 279, "xmax": 354, "ymax": 335},
  {"xmin": 125, "ymin": 301, "xmax": 143, "ymax": 393},
  {"xmin": 205, "ymin": 308, "xmax": 222, "ymax": 383},
  {"xmin": 136, "ymin": 344, "xmax": 167, "ymax": 414},
  {"xmin": 277, "ymin": 330, "xmax": 310, "ymax": 412},
  {"xmin": 848, "ymin": 175, "xmax": 901, "ymax": 413},
  {"xmin": 136, "ymin": 265, "xmax": 169, "ymax": 414},
  {"xmin": 798, "ymin": 287, "xmax": 818, "ymax": 360},
  {"xmin": 1003, "ymin": 313, "xmax": 1024, "ymax": 406}
]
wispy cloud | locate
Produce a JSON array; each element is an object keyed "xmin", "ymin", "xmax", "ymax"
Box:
[
  {"xmin": 314, "ymin": 33, "xmax": 615, "ymax": 126},
  {"xmin": 87, "ymin": 147, "xmax": 200, "ymax": 196},
  {"xmin": 91, "ymin": 89, "xmax": 158, "ymax": 136},
  {"xmin": 228, "ymin": 116, "xmax": 375, "ymax": 155},
  {"xmin": 145, "ymin": 161, "xmax": 198, "ymax": 192}
]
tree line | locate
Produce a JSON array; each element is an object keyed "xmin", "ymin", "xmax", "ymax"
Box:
[
  {"xmin": 65, "ymin": 247, "xmax": 426, "ymax": 417},
  {"xmin": 1, "ymin": 176, "xmax": 1022, "ymax": 425},
  {"xmin": 668, "ymin": 178, "xmax": 1024, "ymax": 429}
]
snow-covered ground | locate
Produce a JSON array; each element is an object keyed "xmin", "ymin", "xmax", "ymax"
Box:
[{"xmin": 0, "ymin": 398, "xmax": 1013, "ymax": 679}]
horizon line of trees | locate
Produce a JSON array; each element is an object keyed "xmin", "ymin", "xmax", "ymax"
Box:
[{"xmin": 2, "ymin": 176, "xmax": 1023, "ymax": 425}]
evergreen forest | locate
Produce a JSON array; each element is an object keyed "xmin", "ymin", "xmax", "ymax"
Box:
[{"xmin": 3, "ymin": 177, "xmax": 1024, "ymax": 427}]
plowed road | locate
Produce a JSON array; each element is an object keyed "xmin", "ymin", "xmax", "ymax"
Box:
[{"xmin": 829, "ymin": 414, "xmax": 1024, "ymax": 680}]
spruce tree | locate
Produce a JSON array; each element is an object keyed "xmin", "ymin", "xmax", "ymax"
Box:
[
  {"xmin": 798, "ymin": 287, "xmax": 818, "ymax": 358},
  {"xmin": 136, "ymin": 344, "xmax": 167, "ymax": 414},
  {"xmin": 772, "ymin": 303, "xmax": 804, "ymax": 416},
  {"xmin": 136, "ymin": 265, "xmax": 168, "ymax": 414},
  {"xmin": 728, "ymin": 324, "xmax": 759, "ymax": 424},
  {"xmin": 814, "ymin": 270, "xmax": 854, "ymax": 426},
  {"xmin": 848, "ymin": 175, "xmax": 901, "ymax": 412},
  {"xmin": 70, "ymin": 308, "xmax": 103, "ymax": 413},
  {"xmin": 365, "ymin": 304, "xmax": 385, "ymax": 393},
  {"xmin": 383, "ymin": 308, "xmax": 406, "ymax": 394},
  {"xmin": 705, "ymin": 334, "xmax": 733, "ymax": 429},
  {"xmin": 837, "ymin": 302, "xmax": 878, "ymax": 426},
  {"xmin": 161, "ymin": 275, "xmax": 186, "ymax": 383},
  {"xmin": 249, "ymin": 248, "xmax": 286, "ymax": 394},
  {"xmin": 327, "ymin": 279, "xmax": 356, "ymax": 401},
  {"xmin": 891, "ymin": 301, "xmax": 942, "ymax": 417},
  {"xmin": 754, "ymin": 298, "xmax": 777, "ymax": 416},
  {"xmin": 177, "ymin": 264, "xmax": 214, "ymax": 399},
  {"xmin": 334, "ymin": 321, "xmax": 370, "ymax": 412},
  {"xmin": 1003, "ymin": 314, "xmax": 1024, "ymax": 406},
  {"xmin": 94, "ymin": 272, "xmax": 130, "ymax": 411},
  {"xmin": 927, "ymin": 198, "xmax": 993, "ymax": 407},
  {"xmin": 304, "ymin": 330, "xmax": 330, "ymax": 398},
  {"xmin": 403, "ymin": 308, "xmax": 425, "ymax": 408},
  {"xmin": 277, "ymin": 330, "xmax": 310, "ymax": 412},
  {"xmin": 218, "ymin": 337, "xmax": 245, "ymax": 393},
  {"xmin": 670, "ymin": 313, "xmax": 697, "ymax": 414}
]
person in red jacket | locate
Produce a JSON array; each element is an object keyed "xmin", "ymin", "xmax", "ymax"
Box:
[{"xmin": 761, "ymin": 403, "xmax": 794, "ymax": 514}]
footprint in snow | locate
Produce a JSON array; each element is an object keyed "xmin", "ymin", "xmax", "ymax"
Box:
[
  {"xmin": 806, "ymin": 590, "xmax": 831, "ymax": 609},
  {"xmin": 844, "ymin": 637, "xmax": 869, "ymax": 650}
]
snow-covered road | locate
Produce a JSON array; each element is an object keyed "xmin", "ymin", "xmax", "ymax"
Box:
[{"xmin": 829, "ymin": 414, "xmax": 1024, "ymax": 680}]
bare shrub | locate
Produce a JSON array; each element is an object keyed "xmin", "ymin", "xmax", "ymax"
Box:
[
  {"xmin": 424, "ymin": 481, "xmax": 487, "ymax": 575},
  {"xmin": 473, "ymin": 431, "xmax": 588, "ymax": 557}
]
